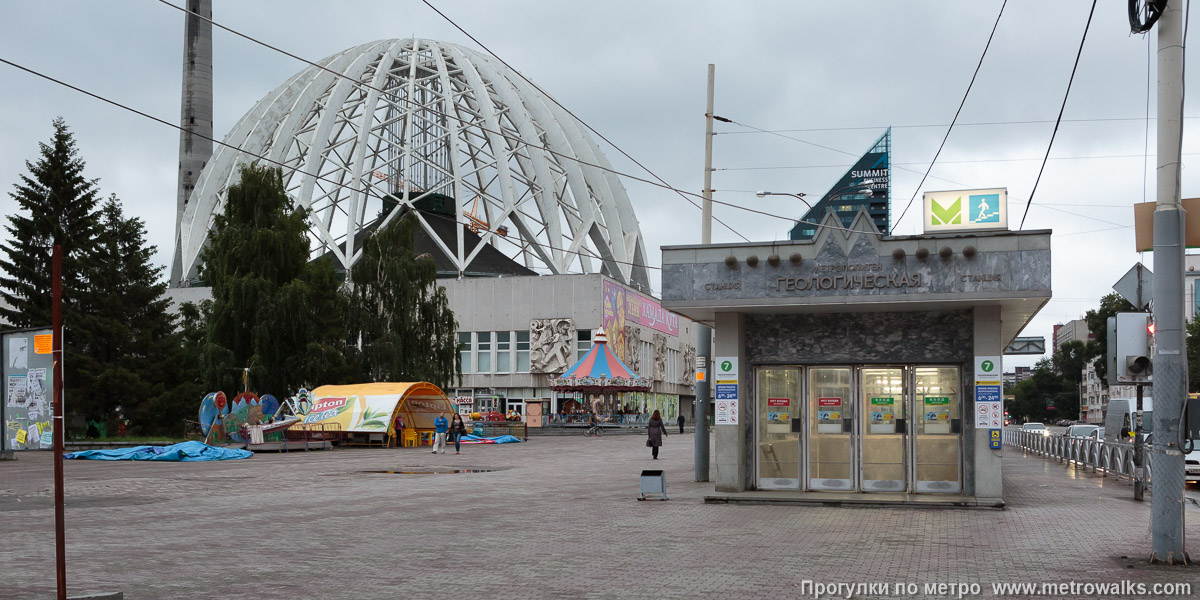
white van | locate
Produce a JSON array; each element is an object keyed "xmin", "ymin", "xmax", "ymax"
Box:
[{"xmin": 1104, "ymin": 396, "xmax": 1153, "ymax": 443}]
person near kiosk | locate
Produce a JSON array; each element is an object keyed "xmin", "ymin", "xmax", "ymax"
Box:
[
  {"xmin": 433, "ymin": 412, "xmax": 449, "ymax": 454},
  {"xmin": 449, "ymin": 413, "xmax": 468, "ymax": 455}
]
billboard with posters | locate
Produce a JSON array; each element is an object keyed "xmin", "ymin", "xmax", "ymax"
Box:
[
  {"xmin": 3, "ymin": 327, "xmax": 54, "ymax": 451},
  {"xmin": 601, "ymin": 280, "xmax": 680, "ymax": 362}
]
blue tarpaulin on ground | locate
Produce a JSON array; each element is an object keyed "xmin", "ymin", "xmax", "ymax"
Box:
[
  {"xmin": 64, "ymin": 441, "xmax": 252, "ymax": 461},
  {"xmin": 460, "ymin": 434, "xmax": 523, "ymax": 444}
]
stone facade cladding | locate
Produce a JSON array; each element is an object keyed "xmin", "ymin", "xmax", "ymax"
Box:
[{"xmin": 745, "ymin": 310, "xmax": 974, "ymax": 365}]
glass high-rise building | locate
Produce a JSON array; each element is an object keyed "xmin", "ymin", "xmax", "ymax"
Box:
[{"xmin": 789, "ymin": 127, "xmax": 891, "ymax": 240}]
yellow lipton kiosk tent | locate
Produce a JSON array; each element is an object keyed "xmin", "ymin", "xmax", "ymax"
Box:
[{"xmin": 300, "ymin": 382, "xmax": 455, "ymax": 447}]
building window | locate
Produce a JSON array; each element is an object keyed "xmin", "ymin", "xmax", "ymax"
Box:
[
  {"xmin": 577, "ymin": 329, "xmax": 592, "ymax": 361},
  {"xmin": 516, "ymin": 331, "xmax": 531, "ymax": 372},
  {"xmin": 478, "ymin": 332, "xmax": 492, "ymax": 373},
  {"xmin": 458, "ymin": 332, "xmax": 472, "ymax": 374},
  {"xmin": 496, "ymin": 331, "xmax": 511, "ymax": 373}
]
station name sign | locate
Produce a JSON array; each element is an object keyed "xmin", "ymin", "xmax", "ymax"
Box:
[{"xmin": 774, "ymin": 272, "xmax": 922, "ymax": 292}]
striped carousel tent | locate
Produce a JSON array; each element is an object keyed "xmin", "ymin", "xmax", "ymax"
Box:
[{"xmin": 551, "ymin": 329, "xmax": 651, "ymax": 393}]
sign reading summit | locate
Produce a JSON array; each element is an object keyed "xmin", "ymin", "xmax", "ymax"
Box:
[{"xmin": 923, "ymin": 188, "xmax": 1007, "ymax": 234}]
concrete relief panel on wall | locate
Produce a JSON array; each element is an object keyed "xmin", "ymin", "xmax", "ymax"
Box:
[
  {"xmin": 530, "ymin": 318, "xmax": 574, "ymax": 374},
  {"xmin": 652, "ymin": 333, "xmax": 667, "ymax": 382},
  {"xmin": 624, "ymin": 325, "xmax": 642, "ymax": 373},
  {"xmin": 681, "ymin": 344, "xmax": 696, "ymax": 384}
]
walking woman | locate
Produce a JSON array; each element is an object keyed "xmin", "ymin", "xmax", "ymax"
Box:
[
  {"xmin": 647, "ymin": 409, "xmax": 668, "ymax": 459},
  {"xmin": 449, "ymin": 413, "xmax": 468, "ymax": 455}
]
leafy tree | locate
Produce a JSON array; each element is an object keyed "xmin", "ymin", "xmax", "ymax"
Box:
[
  {"xmin": 1052, "ymin": 339, "xmax": 1091, "ymax": 385},
  {"xmin": 348, "ymin": 214, "xmax": 460, "ymax": 388},
  {"xmin": 198, "ymin": 163, "xmax": 349, "ymax": 396},
  {"xmin": 1010, "ymin": 358, "xmax": 1077, "ymax": 422},
  {"xmin": 1083, "ymin": 292, "xmax": 1136, "ymax": 384}
]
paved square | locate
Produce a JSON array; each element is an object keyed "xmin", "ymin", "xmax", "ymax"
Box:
[{"xmin": 2, "ymin": 435, "xmax": 1198, "ymax": 599}]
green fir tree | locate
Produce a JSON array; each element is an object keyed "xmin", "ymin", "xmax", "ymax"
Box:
[{"xmin": 0, "ymin": 118, "xmax": 104, "ymax": 435}]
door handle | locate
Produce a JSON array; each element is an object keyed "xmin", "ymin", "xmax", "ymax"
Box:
[
  {"xmin": 896, "ymin": 418, "xmax": 906, "ymax": 434},
  {"xmin": 842, "ymin": 417, "xmax": 853, "ymax": 433},
  {"xmin": 951, "ymin": 418, "xmax": 962, "ymax": 434}
]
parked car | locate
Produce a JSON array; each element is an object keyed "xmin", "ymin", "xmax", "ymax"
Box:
[
  {"xmin": 1020, "ymin": 422, "xmax": 1050, "ymax": 436},
  {"xmin": 1065, "ymin": 424, "xmax": 1100, "ymax": 439}
]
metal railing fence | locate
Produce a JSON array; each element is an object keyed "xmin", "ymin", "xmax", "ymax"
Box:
[{"xmin": 1004, "ymin": 428, "xmax": 1151, "ymax": 485}]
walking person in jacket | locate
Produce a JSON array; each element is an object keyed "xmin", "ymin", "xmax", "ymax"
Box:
[
  {"xmin": 433, "ymin": 411, "xmax": 449, "ymax": 454},
  {"xmin": 647, "ymin": 409, "xmax": 668, "ymax": 459},
  {"xmin": 677, "ymin": 413, "xmax": 686, "ymax": 434},
  {"xmin": 449, "ymin": 413, "xmax": 468, "ymax": 455}
]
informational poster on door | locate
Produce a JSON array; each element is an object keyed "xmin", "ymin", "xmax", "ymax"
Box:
[
  {"xmin": 817, "ymin": 397, "xmax": 842, "ymax": 433},
  {"xmin": 869, "ymin": 397, "xmax": 896, "ymax": 433},
  {"xmin": 766, "ymin": 397, "xmax": 790, "ymax": 433},
  {"xmin": 924, "ymin": 396, "xmax": 951, "ymax": 434}
]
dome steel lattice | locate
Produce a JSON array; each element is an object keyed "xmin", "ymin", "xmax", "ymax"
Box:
[{"xmin": 179, "ymin": 38, "xmax": 649, "ymax": 287}]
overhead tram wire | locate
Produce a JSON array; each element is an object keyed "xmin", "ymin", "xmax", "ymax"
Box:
[
  {"xmin": 0, "ymin": 56, "xmax": 661, "ymax": 276},
  {"xmin": 1018, "ymin": 0, "xmax": 1099, "ymax": 230},
  {"xmin": 893, "ymin": 0, "xmax": 1008, "ymax": 229},
  {"xmin": 713, "ymin": 116, "xmax": 1200, "ymax": 135},
  {"xmin": 417, "ymin": 0, "xmax": 750, "ymax": 242},
  {"xmin": 717, "ymin": 152, "xmax": 1200, "ymax": 171},
  {"xmin": 154, "ymin": 0, "xmax": 750, "ymax": 244}
]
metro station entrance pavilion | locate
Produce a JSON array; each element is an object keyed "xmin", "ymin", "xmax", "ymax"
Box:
[{"xmin": 660, "ymin": 212, "xmax": 1051, "ymax": 503}]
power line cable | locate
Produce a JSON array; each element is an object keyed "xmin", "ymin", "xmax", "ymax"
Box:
[
  {"xmin": 1019, "ymin": 0, "xmax": 1099, "ymax": 230},
  {"xmin": 712, "ymin": 116, "xmax": 1200, "ymax": 135},
  {"xmin": 716, "ymin": 151, "xmax": 1200, "ymax": 171},
  {"xmin": 893, "ymin": 0, "xmax": 1008, "ymax": 229},
  {"xmin": 417, "ymin": 0, "xmax": 749, "ymax": 242}
]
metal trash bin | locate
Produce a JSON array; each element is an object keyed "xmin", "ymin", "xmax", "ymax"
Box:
[{"xmin": 639, "ymin": 469, "xmax": 668, "ymax": 501}]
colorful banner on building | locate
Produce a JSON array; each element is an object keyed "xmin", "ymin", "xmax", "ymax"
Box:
[{"xmin": 601, "ymin": 280, "xmax": 680, "ymax": 362}]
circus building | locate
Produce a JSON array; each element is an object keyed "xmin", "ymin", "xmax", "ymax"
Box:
[{"xmin": 168, "ymin": 36, "xmax": 702, "ymax": 428}]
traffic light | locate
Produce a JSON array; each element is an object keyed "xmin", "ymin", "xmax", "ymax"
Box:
[{"xmin": 1108, "ymin": 312, "xmax": 1153, "ymax": 384}]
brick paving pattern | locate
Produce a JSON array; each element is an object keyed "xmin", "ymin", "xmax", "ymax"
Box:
[{"xmin": 1, "ymin": 436, "xmax": 1198, "ymax": 599}]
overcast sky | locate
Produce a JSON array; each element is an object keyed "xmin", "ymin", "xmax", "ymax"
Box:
[{"xmin": 1, "ymin": 1, "xmax": 1195, "ymax": 368}]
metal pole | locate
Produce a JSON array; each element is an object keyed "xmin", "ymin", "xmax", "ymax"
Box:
[
  {"xmin": 1150, "ymin": 0, "xmax": 1188, "ymax": 564},
  {"xmin": 52, "ymin": 244, "xmax": 66, "ymax": 599},
  {"xmin": 695, "ymin": 64, "xmax": 715, "ymax": 481},
  {"xmin": 701, "ymin": 63, "xmax": 715, "ymax": 245},
  {"xmin": 1135, "ymin": 384, "xmax": 1145, "ymax": 501},
  {"xmin": 695, "ymin": 326, "xmax": 711, "ymax": 482}
]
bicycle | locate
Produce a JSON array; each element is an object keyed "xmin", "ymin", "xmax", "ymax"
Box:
[{"xmin": 584, "ymin": 424, "xmax": 604, "ymax": 437}]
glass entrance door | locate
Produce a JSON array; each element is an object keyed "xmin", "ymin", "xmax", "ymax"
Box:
[
  {"xmin": 912, "ymin": 366, "xmax": 962, "ymax": 493},
  {"xmin": 860, "ymin": 367, "xmax": 906, "ymax": 492},
  {"xmin": 756, "ymin": 368, "xmax": 801, "ymax": 489},
  {"xmin": 808, "ymin": 367, "xmax": 854, "ymax": 491}
]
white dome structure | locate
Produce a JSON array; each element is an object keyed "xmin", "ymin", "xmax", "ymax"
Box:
[{"xmin": 179, "ymin": 38, "xmax": 649, "ymax": 288}]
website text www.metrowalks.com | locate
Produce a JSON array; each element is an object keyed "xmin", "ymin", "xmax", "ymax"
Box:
[{"xmin": 798, "ymin": 580, "xmax": 1192, "ymax": 598}]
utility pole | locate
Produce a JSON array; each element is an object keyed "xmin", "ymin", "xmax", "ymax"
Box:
[
  {"xmin": 1150, "ymin": 0, "xmax": 1189, "ymax": 564},
  {"xmin": 52, "ymin": 245, "xmax": 65, "ymax": 600},
  {"xmin": 695, "ymin": 64, "xmax": 716, "ymax": 482}
]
